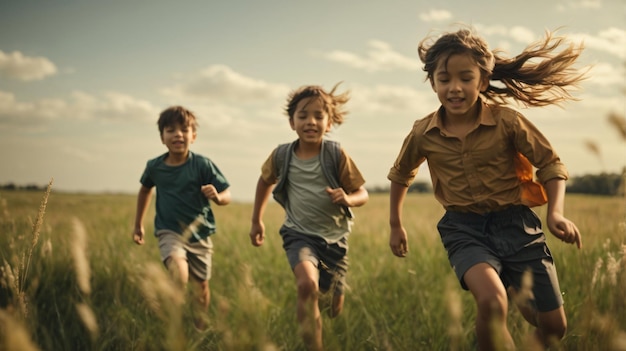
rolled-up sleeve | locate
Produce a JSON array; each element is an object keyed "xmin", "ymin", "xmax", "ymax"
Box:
[
  {"xmin": 513, "ymin": 114, "xmax": 569, "ymax": 183},
  {"xmin": 388, "ymin": 123, "xmax": 427, "ymax": 187}
]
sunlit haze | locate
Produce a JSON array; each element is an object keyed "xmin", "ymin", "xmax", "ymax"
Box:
[{"xmin": 1, "ymin": 0, "xmax": 624, "ymax": 202}]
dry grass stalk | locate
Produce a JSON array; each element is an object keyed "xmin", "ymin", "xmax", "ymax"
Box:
[
  {"xmin": 213, "ymin": 265, "xmax": 278, "ymax": 351},
  {"xmin": 20, "ymin": 178, "xmax": 53, "ymax": 290},
  {"xmin": 612, "ymin": 331, "xmax": 626, "ymax": 351},
  {"xmin": 75, "ymin": 302, "xmax": 99, "ymax": 340},
  {"xmin": 0, "ymin": 197, "xmax": 8, "ymax": 219},
  {"xmin": 2, "ymin": 257, "xmax": 27, "ymax": 319},
  {"xmin": 514, "ymin": 269, "xmax": 535, "ymax": 309},
  {"xmin": 0, "ymin": 309, "xmax": 40, "ymax": 351},
  {"xmin": 179, "ymin": 214, "xmax": 205, "ymax": 242},
  {"xmin": 606, "ymin": 252, "xmax": 620, "ymax": 287},
  {"xmin": 139, "ymin": 262, "xmax": 184, "ymax": 319},
  {"xmin": 608, "ymin": 112, "xmax": 626, "ymax": 141},
  {"xmin": 71, "ymin": 217, "xmax": 91, "ymax": 295},
  {"xmin": 584, "ymin": 140, "xmax": 605, "ymax": 170},
  {"xmin": 445, "ymin": 278, "xmax": 463, "ymax": 351},
  {"xmin": 41, "ymin": 238, "xmax": 52, "ymax": 259},
  {"xmin": 138, "ymin": 262, "xmax": 185, "ymax": 351},
  {"xmin": 592, "ymin": 256, "xmax": 604, "ymax": 287}
]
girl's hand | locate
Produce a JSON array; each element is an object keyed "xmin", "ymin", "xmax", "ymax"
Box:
[
  {"xmin": 390, "ymin": 226, "xmax": 409, "ymax": 257},
  {"xmin": 547, "ymin": 213, "xmax": 582, "ymax": 249}
]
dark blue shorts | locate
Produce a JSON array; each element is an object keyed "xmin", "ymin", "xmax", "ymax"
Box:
[
  {"xmin": 280, "ymin": 225, "xmax": 349, "ymax": 295},
  {"xmin": 437, "ymin": 205, "xmax": 563, "ymax": 312}
]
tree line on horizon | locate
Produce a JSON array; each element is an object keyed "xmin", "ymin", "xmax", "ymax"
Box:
[{"xmin": 2, "ymin": 169, "xmax": 625, "ymax": 196}]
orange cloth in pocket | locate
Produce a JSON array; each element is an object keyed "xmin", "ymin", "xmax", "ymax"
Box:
[{"xmin": 514, "ymin": 153, "xmax": 547, "ymax": 207}]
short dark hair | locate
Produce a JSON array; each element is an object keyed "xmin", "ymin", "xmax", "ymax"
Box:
[{"xmin": 157, "ymin": 106, "xmax": 198, "ymax": 135}]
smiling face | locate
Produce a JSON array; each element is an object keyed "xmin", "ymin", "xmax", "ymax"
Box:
[
  {"xmin": 430, "ymin": 53, "xmax": 489, "ymax": 119},
  {"xmin": 289, "ymin": 96, "xmax": 332, "ymax": 147},
  {"xmin": 160, "ymin": 122, "xmax": 196, "ymax": 158}
]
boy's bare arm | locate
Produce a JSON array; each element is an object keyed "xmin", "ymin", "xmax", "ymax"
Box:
[
  {"xmin": 201, "ymin": 184, "xmax": 231, "ymax": 205},
  {"xmin": 250, "ymin": 177, "xmax": 274, "ymax": 247},
  {"xmin": 324, "ymin": 186, "xmax": 369, "ymax": 208},
  {"xmin": 133, "ymin": 185, "xmax": 153, "ymax": 245}
]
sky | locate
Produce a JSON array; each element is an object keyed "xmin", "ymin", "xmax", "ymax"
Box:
[{"xmin": 0, "ymin": 0, "xmax": 624, "ymax": 202}]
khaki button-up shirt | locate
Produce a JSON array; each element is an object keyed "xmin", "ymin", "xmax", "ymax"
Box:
[{"xmin": 388, "ymin": 100, "xmax": 568, "ymax": 213}]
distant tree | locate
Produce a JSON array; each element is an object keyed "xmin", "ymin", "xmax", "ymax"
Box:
[
  {"xmin": 567, "ymin": 172, "xmax": 623, "ymax": 196},
  {"xmin": 408, "ymin": 181, "xmax": 432, "ymax": 193},
  {"xmin": 1, "ymin": 183, "xmax": 17, "ymax": 190}
]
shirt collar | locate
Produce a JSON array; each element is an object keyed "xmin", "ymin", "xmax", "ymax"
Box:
[{"xmin": 424, "ymin": 98, "xmax": 496, "ymax": 134}]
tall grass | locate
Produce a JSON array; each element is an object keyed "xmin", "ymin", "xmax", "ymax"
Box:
[{"xmin": 0, "ymin": 188, "xmax": 625, "ymax": 350}]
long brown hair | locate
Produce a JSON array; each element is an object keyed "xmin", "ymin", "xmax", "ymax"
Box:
[{"xmin": 418, "ymin": 27, "xmax": 587, "ymax": 107}]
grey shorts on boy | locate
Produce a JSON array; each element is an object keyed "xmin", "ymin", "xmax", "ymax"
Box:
[
  {"xmin": 437, "ymin": 205, "xmax": 564, "ymax": 312},
  {"xmin": 156, "ymin": 229, "xmax": 213, "ymax": 281},
  {"xmin": 280, "ymin": 226, "xmax": 349, "ymax": 295}
]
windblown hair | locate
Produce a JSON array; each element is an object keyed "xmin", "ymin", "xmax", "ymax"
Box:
[
  {"xmin": 285, "ymin": 82, "xmax": 350, "ymax": 126},
  {"xmin": 157, "ymin": 105, "xmax": 199, "ymax": 135},
  {"xmin": 418, "ymin": 27, "xmax": 587, "ymax": 107}
]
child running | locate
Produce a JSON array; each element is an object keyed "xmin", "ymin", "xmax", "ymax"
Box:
[
  {"xmin": 132, "ymin": 105, "xmax": 231, "ymax": 330},
  {"xmin": 249, "ymin": 83, "xmax": 369, "ymax": 351},
  {"xmin": 387, "ymin": 27, "xmax": 584, "ymax": 350}
]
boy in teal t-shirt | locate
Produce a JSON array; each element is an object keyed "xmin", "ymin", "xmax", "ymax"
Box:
[{"xmin": 132, "ymin": 105, "xmax": 231, "ymax": 329}]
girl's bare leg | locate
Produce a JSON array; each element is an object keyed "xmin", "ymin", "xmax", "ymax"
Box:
[
  {"xmin": 509, "ymin": 286, "xmax": 567, "ymax": 348},
  {"xmin": 464, "ymin": 263, "xmax": 515, "ymax": 351}
]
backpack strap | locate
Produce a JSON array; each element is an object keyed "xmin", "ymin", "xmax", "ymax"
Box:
[
  {"xmin": 321, "ymin": 139, "xmax": 354, "ymax": 219},
  {"xmin": 271, "ymin": 141, "xmax": 295, "ymax": 208}
]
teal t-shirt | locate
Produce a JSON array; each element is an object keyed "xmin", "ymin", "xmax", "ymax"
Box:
[{"xmin": 140, "ymin": 151, "xmax": 229, "ymax": 242}]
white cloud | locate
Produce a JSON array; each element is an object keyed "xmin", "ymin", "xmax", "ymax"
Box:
[
  {"xmin": 0, "ymin": 50, "xmax": 58, "ymax": 81},
  {"xmin": 556, "ymin": 0, "xmax": 602, "ymax": 11},
  {"xmin": 0, "ymin": 91, "xmax": 65, "ymax": 124},
  {"xmin": 569, "ymin": 27, "xmax": 626, "ymax": 59},
  {"xmin": 350, "ymin": 84, "xmax": 435, "ymax": 116},
  {"xmin": 319, "ymin": 40, "xmax": 421, "ymax": 72},
  {"xmin": 585, "ymin": 62, "xmax": 625, "ymax": 87},
  {"xmin": 94, "ymin": 92, "xmax": 159, "ymax": 121},
  {"xmin": 418, "ymin": 9, "xmax": 452, "ymax": 22},
  {"xmin": 509, "ymin": 26, "xmax": 536, "ymax": 44},
  {"xmin": 0, "ymin": 90, "xmax": 159, "ymax": 128},
  {"xmin": 473, "ymin": 24, "xmax": 509, "ymax": 38},
  {"xmin": 162, "ymin": 64, "xmax": 288, "ymax": 102}
]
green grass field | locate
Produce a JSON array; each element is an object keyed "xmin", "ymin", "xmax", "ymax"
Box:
[{"xmin": 1, "ymin": 186, "xmax": 624, "ymax": 350}]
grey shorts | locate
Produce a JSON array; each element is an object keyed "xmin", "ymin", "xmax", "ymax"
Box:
[
  {"xmin": 437, "ymin": 205, "xmax": 563, "ymax": 312},
  {"xmin": 156, "ymin": 229, "xmax": 213, "ymax": 281},
  {"xmin": 280, "ymin": 226, "xmax": 349, "ymax": 295}
]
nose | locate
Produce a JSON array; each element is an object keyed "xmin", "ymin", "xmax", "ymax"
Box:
[
  {"xmin": 450, "ymin": 79, "xmax": 462, "ymax": 92},
  {"xmin": 305, "ymin": 115, "xmax": 317, "ymax": 125}
]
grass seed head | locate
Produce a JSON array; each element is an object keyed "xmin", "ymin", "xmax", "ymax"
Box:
[
  {"xmin": 71, "ymin": 217, "xmax": 91, "ymax": 295},
  {"xmin": 76, "ymin": 302, "xmax": 99, "ymax": 339}
]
